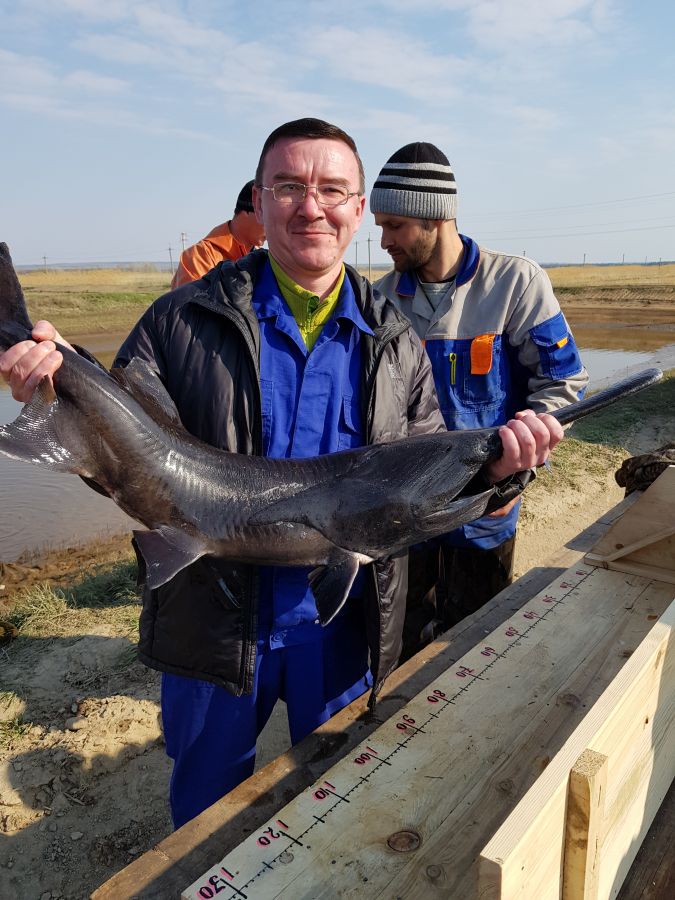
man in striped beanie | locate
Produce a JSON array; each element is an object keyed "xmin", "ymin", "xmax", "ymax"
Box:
[{"xmin": 371, "ymin": 142, "xmax": 589, "ymax": 661}]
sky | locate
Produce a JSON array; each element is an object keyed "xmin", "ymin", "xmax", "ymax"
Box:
[{"xmin": 1, "ymin": 0, "xmax": 674, "ymax": 268}]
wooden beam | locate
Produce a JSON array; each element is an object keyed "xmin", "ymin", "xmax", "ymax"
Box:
[
  {"xmin": 563, "ymin": 748, "xmax": 608, "ymax": 900},
  {"xmin": 479, "ymin": 599, "xmax": 675, "ymax": 900},
  {"xmin": 585, "ymin": 467, "xmax": 675, "ymax": 585}
]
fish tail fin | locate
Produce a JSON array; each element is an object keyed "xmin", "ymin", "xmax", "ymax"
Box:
[
  {"xmin": 0, "ymin": 242, "xmax": 34, "ymax": 349},
  {"xmin": 0, "ymin": 376, "xmax": 75, "ymax": 471}
]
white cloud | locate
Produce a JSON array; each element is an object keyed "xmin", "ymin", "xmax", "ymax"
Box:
[
  {"xmin": 63, "ymin": 69, "xmax": 128, "ymax": 93},
  {"xmin": 19, "ymin": 0, "xmax": 134, "ymax": 21},
  {"xmin": 72, "ymin": 34, "xmax": 169, "ymax": 67},
  {"xmin": 0, "ymin": 46, "xmax": 210, "ymax": 139},
  {"xmin": 354, "ymin": 107, "xmax": 465, "ymax": 152},
  {"xmin": 306, "ymin": 25, "xmax": 469, "ymax": 103},
  {"xmin": 466, "ymin": 0, "xmax": 612, "ymax": 50},
  {"xmin": 0, "ymin": 48, "xmax": 55, "ymax": 91},
  {"xmin": 0, "ymin": 48, "xmax": 128, "ymax": 101},
  {"xmin": 133, "ymin": 5, "xmax": 220, "ymax": 48},
  {"xmin": 506, "ymin": 104, "xmax": 561, "ymax": 131}
]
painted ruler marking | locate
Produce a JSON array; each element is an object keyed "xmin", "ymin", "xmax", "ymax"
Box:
[{"xmin": 182, "ymin": 565, "xmax": 594, "ymax": 900}]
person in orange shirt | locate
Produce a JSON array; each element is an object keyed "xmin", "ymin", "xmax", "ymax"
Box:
[{"xmin": 171, "ymin": 180, "xmax": 266, "ymax": 288}]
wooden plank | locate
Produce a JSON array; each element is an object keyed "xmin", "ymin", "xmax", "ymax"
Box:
[
  {"xmin": 91, "ymin": 495, "xmax": 645, "ymax": 900},
  {"xmin": 563, "ymin": 749, "xmax": 608, "ymax": 900},
  {"xmin": 177, "ymin": 569, "xmax": 674, "ymax": 899},
  {"xmin": 478, "ymin": 599, "xmax": 675, "ymax": 900},
  {"xmin": 616, "ymin": 778, "xmax": 675, "ymax": 899},
  {"xmin": 585, "ymin": 467, "xmax": 675, "ymax": 584}
]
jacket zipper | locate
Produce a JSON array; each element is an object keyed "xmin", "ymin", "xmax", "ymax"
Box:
[
  {"xmin": 364, "ymin": 319, "xmax": 409, "ymax": 697},
  {"xmin": 189, "ymin": 295, "xmax": 261, "ymax": 694}
]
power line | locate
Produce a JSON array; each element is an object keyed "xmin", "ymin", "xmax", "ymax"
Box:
[
  {"xmin": 466, "ymin": 190, "xmax": 675, "ymax": 219},
  {"xmin": 468, "ymin": 214, "xmax": 675, "ymax": 232},
  {"xmin": 479, "ymin": 223, "xmax": 675, "ymax": 241}
]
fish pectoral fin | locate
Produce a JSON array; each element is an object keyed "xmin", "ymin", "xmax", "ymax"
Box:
[
  {"xmin": 417, "ymin": 487, "xmax": 495, "ymax": 535},
  {"xmin": 132, "ymin": 526, "xmax": 207, "ymax": 590},
  {"xmin": 0, "ymin": 377, "xmax": 73, "ymax": 469},
  {"xmin": 308, "ymin": 555, "xmax": 361, "ymax": 626}
]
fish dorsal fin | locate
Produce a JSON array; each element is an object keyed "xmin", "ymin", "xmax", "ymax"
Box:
[
  {"xmin": 132, "ymin": 526, "xmax": 207, "ymax": 590},
  {"xmin": 111, "ymin": 358, "xmax": 185, "ymax": 430}
]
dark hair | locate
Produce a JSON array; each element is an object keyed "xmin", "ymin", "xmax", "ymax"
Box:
[
  {"xmin": 255, "ymin": 118, "xmax": 365, "ymax": 194},
  {"xmin": 233, "ymin": 179, "xmax": 255, "ymax": 215}
]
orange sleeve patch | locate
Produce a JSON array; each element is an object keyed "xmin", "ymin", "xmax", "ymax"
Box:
[
  {"xmin": 470, "ymin": 334, "xmax": 496, "ymax": 375},
  {"xmin": 556, "ymin": 336, "xmax": 569, "ymax": 349}
]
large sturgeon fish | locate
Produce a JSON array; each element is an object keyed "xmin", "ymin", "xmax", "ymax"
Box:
[{"xmin": 0, "ymin": 243, "xmax": 663, "ymax": 623}]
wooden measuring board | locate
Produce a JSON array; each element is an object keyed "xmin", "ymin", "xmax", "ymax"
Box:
[{"xmin": 182, "ymin": 561, "xmax": 674, "ymax": 900}]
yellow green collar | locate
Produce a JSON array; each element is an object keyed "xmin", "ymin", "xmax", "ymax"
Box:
[{"xmin": 269, "ymin": 255, "xmax": 345, "ymax": 351}]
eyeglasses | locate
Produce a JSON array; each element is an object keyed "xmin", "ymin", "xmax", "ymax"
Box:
[{"xmin": 261, "ymin": 182, "xmax": 360, "ymax": 208}]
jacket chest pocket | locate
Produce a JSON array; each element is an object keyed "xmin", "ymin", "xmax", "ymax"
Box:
[{"xmin": 426, "ymin": 336, "xmax": 507, "ymax": 428}]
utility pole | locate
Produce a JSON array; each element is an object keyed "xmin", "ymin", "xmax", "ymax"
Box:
[
  {"xmin": 168, "ymin": 245, "xmax": 175, "ymax": 276},
  {"xmin": 181, "ymin": 232, "xmax": 187, "ymax": 251},
  {"xmin": 582, "ymin": 252, "xmax": 586, "ymax": 266},
  {"xmin": 367, "ymin": 234, "xmax": 372, "ymax": 281},
  {"xmin": 42, "ymin": 255, "xmax": 47, "ymax": 273},
  {"xmin": 622, "ymin": 253, "xmax": 625, "ymax": 264},
  {"xmin": 354, "ymin": 241, "xmax": 358, "ymax": 272}
]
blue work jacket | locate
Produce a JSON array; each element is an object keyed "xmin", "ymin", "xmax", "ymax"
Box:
[{"xmin": 252, "ymin": 260, "xmax": 372, "ymax": 647}]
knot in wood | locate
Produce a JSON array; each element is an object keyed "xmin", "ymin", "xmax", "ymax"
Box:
[
  {"xmin": 387, "ymin": 829, "xmax": 421, "ymax": 852},
  {"xmin": 426, "ymin": 864, "xmax": 443, "ymax": 881}
]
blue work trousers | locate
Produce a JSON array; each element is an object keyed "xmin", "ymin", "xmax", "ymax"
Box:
[{"xmin": 161, "ymin": 614, "xmax": 371, "ymax": 829}]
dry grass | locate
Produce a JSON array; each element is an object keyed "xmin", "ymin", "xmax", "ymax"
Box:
[
  {"xmin": 7, "ymin": 560, "xmax": 141, "ymax": 641},
  {"xmin": 354, "ymin": 266, "xmax": 390, "ymax": 282},
  {"xmin": 572, "ymin": 368, "xmax": 675, "ymax": 447},
  {"xmin": 18, "ymin": 268, "xmax": 172, "ymax": 336},
  {"xmin": 547, "ymin": 263, "xmax": 675, "ymax": 288},
  {"xmin": 0, "ymin": 715, "xmax": 32, "ymax": 749},
  {"xmin": 15, "ymin": 263, "xmax": 675, "ymax": 338},
  {"xmin": 18, "ymin": 267, "xmax": 171, "ymax": 293}
]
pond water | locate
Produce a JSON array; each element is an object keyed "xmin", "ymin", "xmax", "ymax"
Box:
[
  {"xmin": 580, "ymin": 347, "xmax": 654, "ymax": 383},
  {"xmin": 0, "ymin": 332, "xmax": 136, "ymax": 562},
  {"xmin": 1, "ymin": 328, "xmax": 673, "ymax": 562}
]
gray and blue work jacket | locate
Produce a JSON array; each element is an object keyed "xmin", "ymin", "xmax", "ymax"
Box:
[{"xmin": 375, "ymin": 235, "xmax": 589, "ymax": 549}]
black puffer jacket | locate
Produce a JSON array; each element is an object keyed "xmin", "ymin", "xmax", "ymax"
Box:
[{"xmin": 115, "ymin": 250, "xmax": 445, "ymax": 702}]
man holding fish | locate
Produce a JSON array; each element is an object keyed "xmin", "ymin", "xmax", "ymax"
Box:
[
  {"xmin": 371, "ymin": 142, "xmax": 588, "ymax": 658},
  {"xmin": 0, "ymin": 119, "xmax": 563, "ymax": 828}
]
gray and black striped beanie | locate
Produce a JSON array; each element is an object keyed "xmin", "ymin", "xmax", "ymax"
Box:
[{"xmin": 370, "ymin": 142, "xmax": 457, "ymax": 220}]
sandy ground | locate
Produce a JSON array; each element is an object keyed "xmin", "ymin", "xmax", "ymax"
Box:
[{"xmin": 1, "ymin": 410, "xmax": 674, "ymax": 899}]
